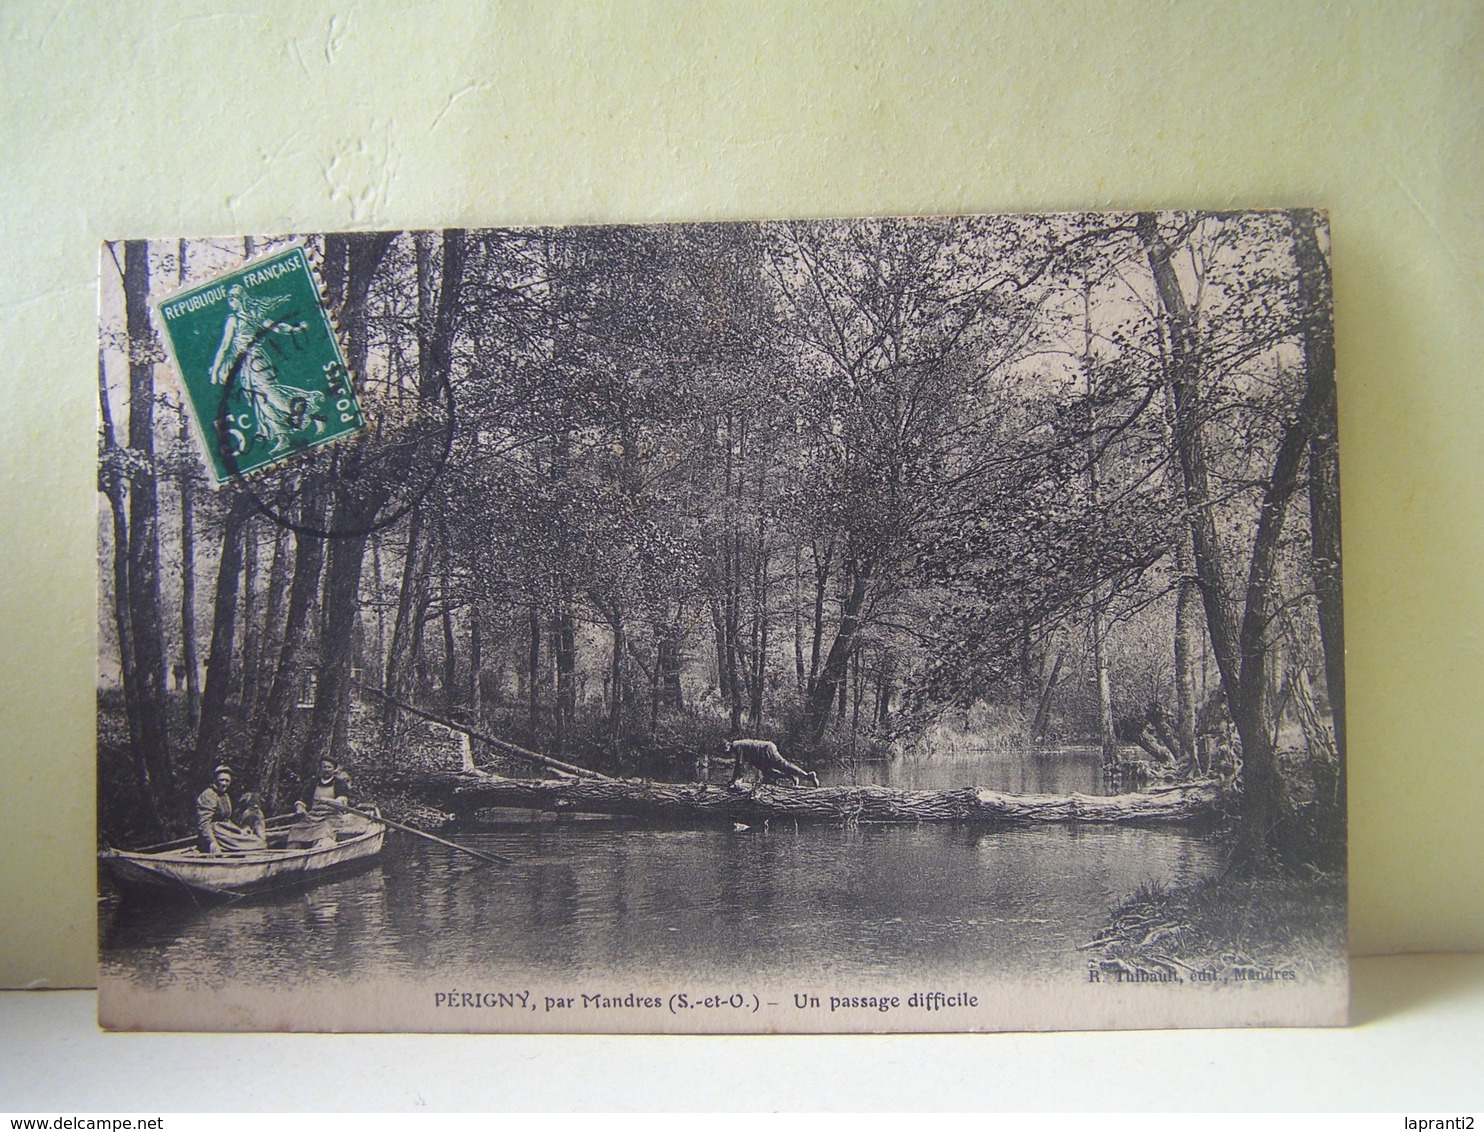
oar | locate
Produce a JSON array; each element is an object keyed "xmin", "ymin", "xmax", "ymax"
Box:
[{"xmin": 323, "ymin": 800, "xmax": 513, "ymax": 867}]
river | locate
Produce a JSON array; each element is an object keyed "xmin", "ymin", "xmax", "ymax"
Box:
[{"xmin": 100, "ymin": 745, "xmax": 1225, "ymax": 995}]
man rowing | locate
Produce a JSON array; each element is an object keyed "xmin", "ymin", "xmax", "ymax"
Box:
[
  {"xmin": 295, "ymin": 757, "xmax": 354, "ymax": 819},
  {"xmin": 288, "ymin": 758, "xmax": 375, "ymax": 847},
  {"xmin": 725, "ymin": 738, "xmax": 820, "ymax": 788}
]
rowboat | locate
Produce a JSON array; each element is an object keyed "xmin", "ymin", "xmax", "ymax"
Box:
[{"xmin": 99, "ymin": 810, "xmax": 385, "ymax": 901}]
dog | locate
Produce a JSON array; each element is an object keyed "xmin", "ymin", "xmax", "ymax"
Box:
[{"xmin": 230, "ymin": 791, "xmax": 268, "ymax": 848}]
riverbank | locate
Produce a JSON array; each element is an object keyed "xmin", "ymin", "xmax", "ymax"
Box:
[{"xmin": 1082, "ymin": 871, "xmax": 1347, "ymax": 983}]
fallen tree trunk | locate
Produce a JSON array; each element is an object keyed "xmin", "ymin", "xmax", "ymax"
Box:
[
  {"xmin": 446, "ymin": 775, "xmax": 1227, "ymax": 826},
  {"xmin": 352, "ymin": 682, "xmax": 614, "ymax": 781}
]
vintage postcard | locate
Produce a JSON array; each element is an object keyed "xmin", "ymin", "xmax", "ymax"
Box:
[{"xmin": 97, "ymin": 212, "xmax": 1347, "ymax": 1033}]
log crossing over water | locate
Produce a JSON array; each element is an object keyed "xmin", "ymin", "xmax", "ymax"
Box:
[{"xmin": 442, "ymin": 774, "xmax": 1227, "ymax": 826}]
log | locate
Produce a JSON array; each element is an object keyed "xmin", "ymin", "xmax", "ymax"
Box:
[
  {"xmin": 352, "ymin": 682, "xmax": 614, "ymax": 781},
  {"xmin": 445, "ymin": 775, "xmax": 1227, "ymax": 826}
]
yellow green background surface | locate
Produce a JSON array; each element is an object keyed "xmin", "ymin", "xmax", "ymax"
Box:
[{"xmin": 1, "ymin": 1, "xmax": 1479, "ymax": 988}]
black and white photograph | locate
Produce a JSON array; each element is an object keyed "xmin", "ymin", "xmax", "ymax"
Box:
[{"xmin": 96, "ymin": 210, "xmax": 1346, "ymax": 1033}]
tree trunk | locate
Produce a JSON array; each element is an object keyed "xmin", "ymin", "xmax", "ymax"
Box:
[
  {"xmin": 411, "ymin": 601, "xmax": 430, "ymax": 692},
  {"xmin": 792, "ymin": 545, "xmax": 806, "ymax": 695},
  {"xmin": 301, "ymin": 511, "xmax": 373, "ymax": 769},
  {"xmin": 1137, "ymin": 218, "xmax": 1241, "ymax": 690},
  {"xmin": 1156, "ymin": 318, "xmax": 1203, "ymax": 771},
  {"xmin": 380, "ymin": 234, "xmax": 467, "ymax": 737},
  {"xmin": 257, "ymin": 521, "xmax": 292, "ymax": 708},
  {"xmin": 237, "ymin": 508, "xmax": 260, "ymax": 713},
  {"xmin": 1083, "ymin": 289, "xmax": 1116, "ymax": 756},
  {"xmin": 1032, "ymin": 652, "xmax": 1062, "ymax": 740},
  {"xmin": 748, "ymin": 538, "xmax": 769, "ymax": 727},
  {"xmin": 416, "ymin": 230, "xmax": 438, "ymax": 366},
  {"xmin": 1229, "ymin": 385, "xmax": 1317, "ymax": 852},
  {"xmin": 253, "ymin": 488, "xmax": 328, "ymax": 807},
  {"xmin": 98, "ymin": 343, "xmax": 143, "ymax": 801},
  {"xmin": 805, "ymin": 556, "xmax": 874, "ymax": 740},
  {"xmin": 417, "ymin": 229, "xmax": 467, "ymax": 398},
  {"xmin": 123, "ymin": 240, "xmax": 171, "ymax": 825},
  {"xmin": 1091, "ymin": 589, "xmax": 1115, "ymax": 755},
  {"xmin": 469, "ymin": 611, "xmax": 483, "ymax": 722},
  {"xmin": 1018, "ymin": 622, "xmax": 1033, "ymax": 716},
  {"xmin": 382, "ymin": 505, "xmax": 428, "ymax": 742},
  {"xmin": 294, "ymin": 231, "xmax": 399, "ymax": 781},
  {"xmin": 448, "ymin": 774, "xmax": 1226, "ymax": 826},
  {"xmin": 725, "ymin": 535, "xmax": 743, "ymax": 733},
  {"xmin": 708, "ymin": 595, "xmax": 731, "ymax": 707},
  {"xmin": 875, "ymin": 650, "xmax": 895, "ymax": 726},
  {"xmin": 648, "ymin": 632, "xmax": 663, "ymax": 738},
  {"xmin": 177, "ymin": 417, "xmax": 201, "ymax": 732},
  {"xmin": 806, "ymin": 538, "xmax": 833, "ymax": 701},
  {"xmin": 194, "ymin": 495, "xmax": 252, "ymax": 774},
  {"xmin": 1140, "ymin": 213, "xmax": 1327, "ymax": 856},
  {"xmin": 526, "ymin": 603, "xmax": 541, "ymax": 736},
  {"xmin": 357, "ymin": 683, "xmax": 613, "ymax": 779},
  {"xmin": 172, "ymin": 241, "xmax": 202, "ymax": 735},
  {"xmin": 1172, "ymin": 534, "xmax": 1201, "ymax": 770},
  {"xmin": 719, "ymin": 414, "xmax": 743, "ymax": 731},
  {"xmin": 441, "ymin": 595, "xmax": 458, "ymax": 702},
  {"xmin": 658, "ymin": 624, "xmax": 684, "ymax": 711},
  {"xmin": 377, "ymin": 240, "xmax": 466, "ymax": 739},
  {"xmin": 1141, "ymin": 215, "xmax": 1271, "ymax": 846},
  {"xmin": 850, "ymin": 646, "xmax": 865, "ymax": 730},
  {"xmin": 608, "ymin": 613, "xmax": 626, "ymax": 739},
  {"xmin": 1290, "ymin": 665, "xmax": 1339, "ymax": 771},
  {"xmin": 1293, "ymin": 211, "xmax": 1345, "ymax": 794},
  {"xmin": 554, "ymin": 606, "xmax": 576, "ymax": 739}
]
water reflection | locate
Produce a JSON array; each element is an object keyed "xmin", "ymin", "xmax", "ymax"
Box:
[
  {"xmin": 102, "ymin": 818, "xmax": 1220, "ymax": 991},
  {"xmin": 824, "ymin": 744, "xmax": 1110, "ymax": 795}
]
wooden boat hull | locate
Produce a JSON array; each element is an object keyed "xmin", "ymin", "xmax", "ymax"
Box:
[{"xmin": 100, "ymin": 819, "xmax": 385, "ymax": 900}]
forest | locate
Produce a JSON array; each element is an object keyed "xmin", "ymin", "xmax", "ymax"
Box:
[{"xmin": 97, "ymin": 210, "xmax": 1343, "ymax": 863}]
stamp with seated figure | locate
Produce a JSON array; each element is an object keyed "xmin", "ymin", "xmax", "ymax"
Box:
[{"xmin": 152, "ymin": 244, "xmax": 364, "ymax": 483}]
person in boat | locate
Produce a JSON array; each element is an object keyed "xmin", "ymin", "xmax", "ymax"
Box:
[
  {"xmin": 289, "ymin": 759, "xmax": 372, "ymax": 847},
  {"xmin": 726, "ymin": 738, "xmax": 820, "ymax": 788},
  {"xmin": 195, "ymin": 765, "xmax": 268, "ymax": 855},
  {"xmin": 295, "ymin": 758, "xmax": 354, "ymax": 819}
]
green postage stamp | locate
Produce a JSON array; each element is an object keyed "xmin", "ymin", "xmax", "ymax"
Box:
[{"xmin": 153, "ymin": 245, "xmax": 364, "ymax": 483}]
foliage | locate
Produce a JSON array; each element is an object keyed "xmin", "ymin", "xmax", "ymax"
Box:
[{"xmin": 97, "ymin": 212, "xmax": 1342, "ymax": 859}]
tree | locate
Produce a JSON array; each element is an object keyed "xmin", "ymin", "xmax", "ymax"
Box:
[
  {"xmin": 98, "ymin": 339, "xmax": 144, "ymax": 809},
  {"xmin": 1137, "ymin": 210, "xmax": 1337, "ymax": 855},
  {"xmin": 765, "ymin": 216, "xmax": 1032, "ymax": 740},
  {"xmin": 300, "ymin": 230, "xmax": 418, "ymax": 771},
  {"xmin": 171, "ymin": 241, "xmax": 203, "ymax": 733},
  {"xmin": 122, "ymin": 240, "xmax": 171, "ymax": 829},
  {"xmin": 194, "ymin": 494, "xmax": 252, "ymax": 774},
  {"xmin": 252, "ymin": 482, "xmax": 327, "ymax": 805},
  {"xmin": 1294, "ymin": 212, "xmax": 1345, "ymax": 807}
]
